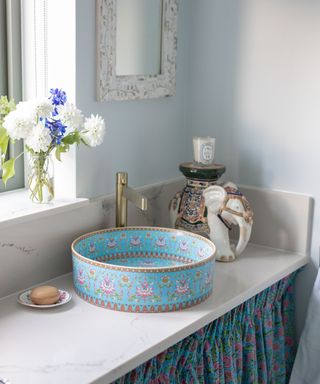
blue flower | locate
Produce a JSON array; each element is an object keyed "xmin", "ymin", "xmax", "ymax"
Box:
[
  {"xmin": 49, "ymin": 88, "xmax": 67, "ymax": 106},
  {"xmin": 45, "ymin": 118, "xmax": 67, "ymax": 145},
  {"xmin": 49, "ymin": 88, "xmax": 67, "ymax": 116}
]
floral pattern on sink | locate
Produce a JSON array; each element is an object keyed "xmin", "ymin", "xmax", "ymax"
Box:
[{"xmin": 72, "ymin": 227, "xmax": 216, "ymax": 312}]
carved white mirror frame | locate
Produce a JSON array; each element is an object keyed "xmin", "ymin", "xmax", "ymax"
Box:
[{"xmin": 96, "ymin": 0, "xmax": 179, "ymax": 101}]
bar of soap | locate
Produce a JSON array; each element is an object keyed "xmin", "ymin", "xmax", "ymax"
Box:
[{"xmin": 30, "ymin": 285, "xmax": 60, "ymax": 305}]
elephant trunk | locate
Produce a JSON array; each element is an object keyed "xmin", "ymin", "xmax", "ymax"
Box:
[{"xmin": 234, "ymin": 216, "xmax": 252, "ymax": 256}]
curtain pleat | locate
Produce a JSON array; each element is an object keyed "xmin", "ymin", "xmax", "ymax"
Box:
[{"xmin": 114, "ymin": 273, "xmax": 297, "ymax": 384}]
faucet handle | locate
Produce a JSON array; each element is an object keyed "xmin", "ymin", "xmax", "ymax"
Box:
[{"xmin": 123, "ymin": 186, "xmax": 148, "ymax": 211}]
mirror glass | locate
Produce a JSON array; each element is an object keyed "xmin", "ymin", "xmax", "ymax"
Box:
[{"xmin": 116, "ymin": 0, "xmax": 163, "ymax": 76}]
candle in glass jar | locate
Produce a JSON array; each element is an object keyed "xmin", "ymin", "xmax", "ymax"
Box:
[{"xmin": 193, "ymin": 136, "xmax": 216, "ymax": 165}]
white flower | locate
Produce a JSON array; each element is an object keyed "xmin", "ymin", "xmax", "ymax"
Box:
[
  {"xmin": 15, "ymin": 100, "xmax": 33, "ymax": 112},
  {"xmin": 58, "ymin": 102, "xmax": 84, "ymax": 132},
  {"xmin": 15, "ymin": 99, "xmax": 54, "ymax": 122},
  {"xmin": 17, "ymin": 99, "xmax": 54, "ymax": 120},
  {"xmin": 34, "ymin": 101, "xmax": 54, "ymax": 119},
  {"xmin": 80, "ymin": 114, "xmax": 105, "ymax": 147},
  {"xmin": 25, "ymin": 123, "xmax": 52, "ymax": 153},
  {"xmin": 15, "ymin": 101, "xmax": 36, "ymax": 122},
  {"xmin": 3, "ymin": 109, "xmax": 34, "ymax": 140}
]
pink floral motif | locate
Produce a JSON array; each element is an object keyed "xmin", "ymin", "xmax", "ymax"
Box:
[
  {"xmin": 273, "ymin": 362, "xmax": 280, "ymax": 371},
  {"xmin": 100, "ymin": 275, "xmax": 115, "ymax": 295},
  {"xmin": 107, "ymin": 238, "xmax": 117, "ymax": 248},
  {"xmin": 130, "ymin": 236, "xmax": 142, "ymax": 246},
  {"xmin": 161, "ymin": 275, "xmax": 170, "ymax": 285},
  {"xmin": 195, "ymin": 270, "xmax": 202, "ymax": 279},
  {"xmin": 136, "ymin": 281, "xmax": 154, "ymax": 298},
  {"xmin": 77, "ymin": 269, "xmax": 85, "ymax": 285},
  {"xmin": 121, "ymin": 275, "xmax": 130, "ymax": 285},
  {"xmin": 175, "ymin": 278, "xmax": 190, "ymax": 295},
  {"xmin": 223, "ymin": 355, "xmax": 232, "ymax": 368},
  {"xmin": 285, "ymin": 336, "xmax": 294, "ymax": 347},
  {"xmin": 179, "ymin": 241, "xmax": 188, "ymax": 252},
  {"xmin": 155, "ymin": 236, "xmax": 166, "ymax": 247},
  {"xmin": 198, "ymin": 248, "xmax": 206, "ymax": 258},
  {"xmin": 205, "ymin": 272, "xmax": 212, "ymax": 285},
  {"xmin": 140, "ymin": 260, "xmax": 156, "ymax": 267}
]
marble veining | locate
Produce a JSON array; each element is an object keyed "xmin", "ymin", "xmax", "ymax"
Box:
[{"xmin": 0, "ymin": 242, "xmax": 38, "ymax": 257}]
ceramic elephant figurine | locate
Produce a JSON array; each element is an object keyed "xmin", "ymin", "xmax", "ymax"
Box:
[
  {"xmin": 169, "ymin": 191, "xmax": 182, "ymax": 229},
  {"xmin": 203, "ymin": 182, "xmax": 253, "ymax": 262}
]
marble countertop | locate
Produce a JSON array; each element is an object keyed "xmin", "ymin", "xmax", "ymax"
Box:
[{"xmin": 0, "ymin": 244, "xmax": 308, "ymax": 384}]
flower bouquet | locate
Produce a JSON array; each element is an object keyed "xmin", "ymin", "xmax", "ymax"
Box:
[{"xmin": 0, "ymin": 89, "xmax": 105, "ymax": 203}]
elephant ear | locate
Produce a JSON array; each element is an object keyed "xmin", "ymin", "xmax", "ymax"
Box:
[
  {"xmin": 223, "ymin": 181, "xmax": 239, "ymax": 194},
  {"xmin": 203, "ymin": 185, "xmax": 227, "ymax": 214}
]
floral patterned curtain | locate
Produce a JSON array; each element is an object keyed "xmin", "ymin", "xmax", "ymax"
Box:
[{"xmin": 114, "ymin": 273, "xmax": 296, "ymax": 384}]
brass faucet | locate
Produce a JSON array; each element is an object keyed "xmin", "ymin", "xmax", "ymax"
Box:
[{"xmin": 116, "ymin": 172, "xmax": 148, "ymax": 227}]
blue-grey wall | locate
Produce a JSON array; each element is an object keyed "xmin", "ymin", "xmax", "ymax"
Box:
[
  {"xmin": 75, "ymin": 0, "xmax": 190, "ymax": 198},
  {"xmin": 74, "ymin": 0, "xmax": 319, "ymax": 333},
  {"xmin": 186, "ymin": 0, "xmax": 320, "ymax": 334}
]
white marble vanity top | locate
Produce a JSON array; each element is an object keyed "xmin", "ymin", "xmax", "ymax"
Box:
[{"xmin": 0, "ymin": 244, "xmax": 308, "ymax": 384}]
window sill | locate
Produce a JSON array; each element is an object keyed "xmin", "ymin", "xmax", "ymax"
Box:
[{"xmin": 0, "ymin": 189, "xmax": 89, "ymax": 229}]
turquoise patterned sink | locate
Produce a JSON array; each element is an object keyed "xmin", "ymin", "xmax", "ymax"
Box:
[{"xmin": 72, "ymin": 227, "xmax": 216, "ymax": 312}]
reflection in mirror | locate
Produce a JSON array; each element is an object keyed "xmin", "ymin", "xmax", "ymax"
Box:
[{"xmin": 116, "ymin": 0, "xmax": 163, "ymax": 76}]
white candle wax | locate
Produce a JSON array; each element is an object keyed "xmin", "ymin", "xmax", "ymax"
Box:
[{"xmin": 193, "ymin": 136, "xmax": 216, "ymax": 165}]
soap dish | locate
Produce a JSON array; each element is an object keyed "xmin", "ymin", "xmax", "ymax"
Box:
[{"xmin": 18, "ymin": 289, "xmax": 72, "ymax": 309}]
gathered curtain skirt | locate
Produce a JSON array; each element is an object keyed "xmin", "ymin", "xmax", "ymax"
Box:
[{"xmin": 114, "ymin": 273, "xmax": 297, "ymax": 384}]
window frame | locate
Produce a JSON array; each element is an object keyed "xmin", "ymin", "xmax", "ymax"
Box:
[{"xmin": 0, "ymin": 0, "xmax": 24, "ymax": 192}]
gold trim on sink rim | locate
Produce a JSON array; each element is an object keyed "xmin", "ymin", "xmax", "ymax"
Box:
[{"xmin": 71, "ymin": 226, "xmax": 216, "ymax": 273}]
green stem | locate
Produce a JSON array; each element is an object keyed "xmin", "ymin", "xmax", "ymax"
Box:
[{"xmin": 28, "ymin": 153, "xmax": 54, "ymax": 203}]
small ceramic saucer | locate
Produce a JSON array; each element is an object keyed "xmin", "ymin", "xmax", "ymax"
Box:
[{"xmin": 18, "ymin": 289, "xmax": 72, "ymax": 309}]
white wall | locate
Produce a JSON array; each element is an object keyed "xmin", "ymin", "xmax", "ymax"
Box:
[
  {"xmin": 186, "ymin": 0, "xmax": 320, "ymax": 334},
  {"xmin": 74, "ymin": 0, "xmax": 190, "ymax": 198}
]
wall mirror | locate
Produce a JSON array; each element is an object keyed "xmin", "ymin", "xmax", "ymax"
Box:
[{"xmin": 96, "ymin": 0, "xmax": 179, "ymax": 101}]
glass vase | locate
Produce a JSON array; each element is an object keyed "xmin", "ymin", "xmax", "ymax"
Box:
[{"xmin": 27, "ymin": 153, "xmax": 54, "ymax": 203}]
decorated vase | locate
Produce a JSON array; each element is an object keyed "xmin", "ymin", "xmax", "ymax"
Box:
[{"xmin": 169, "ymin": 162, "xmax": 226, "ymax": 238}]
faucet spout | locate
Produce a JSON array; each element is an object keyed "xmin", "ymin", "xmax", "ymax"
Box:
[
  {"xmin": 116, "ymin": 172, "xmax": 148, "ymax": 227},
  {"xmin": 123, "ymin": 186, "xmax": 148, "ymax": 211}
]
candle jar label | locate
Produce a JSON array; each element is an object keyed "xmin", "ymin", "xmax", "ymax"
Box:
[
  {"xmin": 193, "ymin": 137, "xmax": 216, "ymax": 165},
  {"xmin": 200, "ymin": 143, "xmax": 214, "ymax": 164}
]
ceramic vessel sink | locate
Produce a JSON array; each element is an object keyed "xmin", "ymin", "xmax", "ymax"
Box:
[{"xmin": 72, "ymin": 227, "xmax": 216, "ymax": 312}]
